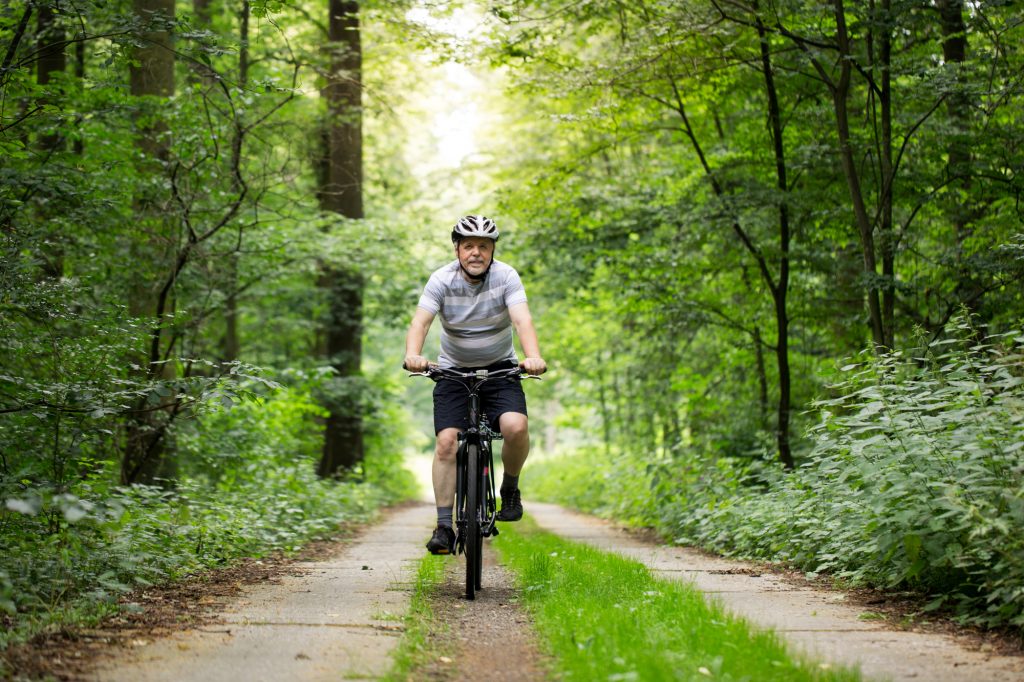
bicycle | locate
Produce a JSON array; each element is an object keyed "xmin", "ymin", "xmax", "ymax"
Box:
[{"xmin": 407, "ymin": 364, "xmax": 540, "ymax": 600}]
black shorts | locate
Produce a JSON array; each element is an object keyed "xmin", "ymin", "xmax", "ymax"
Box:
[{"xmin": 433, "ymin": 360, "xmax": 528, "ymax": 434}]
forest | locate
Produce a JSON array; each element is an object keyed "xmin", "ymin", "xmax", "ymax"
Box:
[{"xmin": 2, "ymin": 0, "xmax": 1024, "ymax": 656}]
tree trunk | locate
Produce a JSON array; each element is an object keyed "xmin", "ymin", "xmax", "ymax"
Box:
[
  {"xmin": 73, "ymin": 26, "xmax": 84, "ymax": 155},
  {"xmin": 36, "ymin": 4, "xmax": 65, "ymax": 153},
  {"xmin": 129, "ymin": 0, "xmax": 175, "ymax": 157},
  {"xmin": 122, "ymin": 0, "xmax": 177, "ymax": 486},
  {"xmin": 1, "ymin": 7, "xmax": 33, "ymax": 93},
  {"xmin": 831, "ymin": 0, "xmax": 886, "ymax": 350},
  {"xmin": 936, "ymin": 0, "xmax": 981, "ymax": 319},
  {"xmin": 752, "ymin": 325, "xmax": 768, "ymax": 430},
  {"xmin": 36, "ymin": 4, "xmax": 66, "ymax": 278},
  {"xmin": 194, "ymin": 0, "xmax": 212, "ymax": 24},
  {"xmin": 754, "ymin": 6, "xmax": 794, "ymax": 469},
  {"xmin": 189, "ymin": 0, "xmax": 215, "ymax": 87},
  {"xmin": 222, "ymin": 1, "xmax": 248, "ymax": 363},
  {"xmin": 877, "ymin": 0, "xmax": 896, "ymax": 348},
  {"xmin": 598, "ymin": 369, "xmax": 612, "ymax": 457},
  {"xmin": 316, "ymin": 0, "xmax": 364, "ymax": 477}
]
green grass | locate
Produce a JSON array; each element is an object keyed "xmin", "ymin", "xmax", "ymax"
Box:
[
  {"xmin": 494, "ymin": 518, "xmax": 863, "ymax": 682},
  {"xmin": 383, "ymin": 553, "xmax": 453, "ymax": 681}
]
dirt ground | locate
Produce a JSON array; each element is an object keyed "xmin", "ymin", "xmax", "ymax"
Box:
[
  {"xmin": 406, "ymin": 556, "xmax": 549, "ymax": 682},
  {"xmin": 3, "ymin": 501, "xmax": 1024, "ymax": 681}
]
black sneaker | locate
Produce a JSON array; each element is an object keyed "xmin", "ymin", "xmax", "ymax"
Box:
[
  {"xmin": 496, "ymin": 488, "xmax": 523, "ymax": 522},
  {"xmin": 426, "ymin": 525, "xmax": 456, "ymax": 555}
]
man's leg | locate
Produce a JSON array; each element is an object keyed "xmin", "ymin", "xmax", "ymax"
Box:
[
  {"xmin": 498, "ymin": 412, "xmax": 529, "ymax": 474},
  {"xmin": 432, "ymin": 427, "xmax": 459, "ymax": 507},
  {"xmin": 496, "ymin": 412, "xmax": 528, "ymax": 521},
  {"xmin": 426, "ymin": 427, "xmax": 460, "ymax": 554}
]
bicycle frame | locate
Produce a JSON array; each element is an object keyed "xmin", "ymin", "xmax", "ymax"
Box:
[
  {"xmin": 458, "ymin": 371, "xmax": 502, "ymax": 546},
  {"xmin": 409, "ymin": 365, "xmax": 537, "ymax": 600}
]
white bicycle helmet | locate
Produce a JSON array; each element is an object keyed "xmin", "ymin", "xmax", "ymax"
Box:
[{"xmin": 451, "ymin": 215, "xmax": 499, "ymax": 243}]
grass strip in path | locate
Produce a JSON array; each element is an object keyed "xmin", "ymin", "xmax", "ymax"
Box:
[
  {"xmin": 384, "ymin": 553, "xmax": 454, "ymax": 681},
  {"xmin": 494, "ymin": 518, "xmax": 863, "ymax": 682}
]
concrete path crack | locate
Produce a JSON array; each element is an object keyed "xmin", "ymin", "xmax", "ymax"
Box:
[{"xmin": 209, "ymin": 621, "xmax": 406, "ymax": 630}]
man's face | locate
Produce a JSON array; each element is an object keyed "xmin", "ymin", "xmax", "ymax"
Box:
[{"xmin": 456, "ymin": 237, "xmax": 495, "ymax": 279}]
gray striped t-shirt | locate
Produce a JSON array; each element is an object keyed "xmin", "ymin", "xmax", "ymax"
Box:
[{"xmin": 417, "ymin": 259, "xmax": 528, "ymax": 369}]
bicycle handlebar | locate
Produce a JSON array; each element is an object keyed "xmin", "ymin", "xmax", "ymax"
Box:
[{"xmin": 404, "ymin": 364, "xmax": 543, "ymax": 382}]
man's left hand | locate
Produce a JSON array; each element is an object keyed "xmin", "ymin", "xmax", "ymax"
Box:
[{"xmin": 520, "ymin": 357, "xmax": 547, "ymax": 376}]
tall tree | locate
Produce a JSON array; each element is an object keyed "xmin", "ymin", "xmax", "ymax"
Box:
[
  {"xmin": 935, "ymin": 0, "xmax": 980, "ymax": 318},
  {"xmin": 822, "ymin": 0, "xmax": 886, "ymax": 349},
  {"xmin": 122, "ymin": 0, "xmax": 177, "ymax": 485},
  {"xmin": 752, "ymin": 1, "xmax": 794, "ymax": 467},
  {"xmin": 317, "ymin": 0, "xmax": 364, "ymax": 477},
  {"xmin": 36, "ymin": 1, "xmax": 65, "ymax": 154},
  {"xmin": 222, "ymin": 0, "xmax": 248, "ymax": 363},
  {"xmin": 35, "ymin": 1, "xmax": 66, "ymax": 278}
]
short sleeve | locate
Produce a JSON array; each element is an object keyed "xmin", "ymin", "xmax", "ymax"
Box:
[
  {"xmin": 417, "ymin": 273, "xmax": 444, "ymax": 315},
  {"xmin": 504, "ymin": 267, "xmax": 527, "ymax": 307}
]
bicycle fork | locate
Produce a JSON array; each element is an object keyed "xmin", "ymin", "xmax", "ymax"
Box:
[
  {"xmin": 455, "ymin": 433, "xmax": 499, "ymax": 555},
  {"xmin": 482, "ymin": 439, "xmax": 499, "ymax": 539},
  {"xmin": 455, "ymin": 435, "xmax": 470, "ymax": 555}
]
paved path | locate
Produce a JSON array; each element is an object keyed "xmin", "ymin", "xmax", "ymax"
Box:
[
  {"xmin": 530, "ymin": 502, "xmax": 1024, "ymax": 682},
  {"xmin": 82, "ymin": 499, "xmax": 1024, "ymax": 681},
  {"xmin": 88, "ymin": 504, "xmax": 433, "ymax": 682}
]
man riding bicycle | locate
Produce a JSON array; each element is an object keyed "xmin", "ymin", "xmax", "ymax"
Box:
[{"xmin": 404, "ymin": 215, "xmax": 547, "ymax": 555}]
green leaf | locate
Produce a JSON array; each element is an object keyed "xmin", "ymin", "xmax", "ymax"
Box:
[{"xmin": 903, "ymin": 534, "xmax": 922, "ymax": 563}]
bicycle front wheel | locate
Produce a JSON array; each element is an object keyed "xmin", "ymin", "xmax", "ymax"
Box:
[
  {"xmin": 465, "ymin": 442, "xmax": 480, "ymax": 600},
  {"xmin": 473, "ymin": 444, "xmax": 485, "ymax": 591}
]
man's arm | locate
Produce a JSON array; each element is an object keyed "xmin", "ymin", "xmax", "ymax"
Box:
[
  {"xmin": 508, "ymin": 302, "xmax": 546, "ymax": 375},
  {"xmin": 404, "ymin": 307, "xmax": 435, "ymax": 371}
]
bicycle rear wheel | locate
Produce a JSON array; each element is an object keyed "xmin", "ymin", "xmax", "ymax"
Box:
[{"xmin": 465, "ymin": 442, "xmax": 480, "ymax": 600}]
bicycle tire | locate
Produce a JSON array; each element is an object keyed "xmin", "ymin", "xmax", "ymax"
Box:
[
  {"xmin": 465, "ymin": 442, "xmax": 480, "ymax": 600},
  {"xmin": 474, "ymin": 444, "xmax": 486, "ymax": 590}
]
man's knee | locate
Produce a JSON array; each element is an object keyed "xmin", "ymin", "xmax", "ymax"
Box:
[
  {"xmin": 499, "ymin": 413, "xmax": 529, "ymax": 441},
  {"xmin": 435, "ymin": 428, "xmax": 459, "ymax": 462}
]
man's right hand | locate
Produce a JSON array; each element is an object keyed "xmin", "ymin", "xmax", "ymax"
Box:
[{"xmin": 404, "ymin": 355, "xmax": 429, "ymax": 372}]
